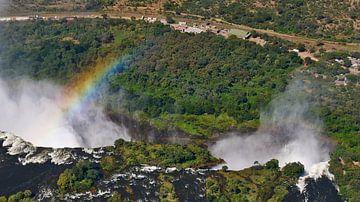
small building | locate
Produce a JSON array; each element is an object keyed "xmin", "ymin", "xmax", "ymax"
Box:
[
  {"xmin": 184, "ymin": 27, "xmax": 204, "ymax": 34},
  {"xmin": 144, "ymin": 17, "xmax": 157, "ymax": 23},
  {"xmin": 179, "ymin": 21, "xmax": 187, "ymax": 26},
  {"xmin": 229, "ymin": 29, "xmax": 251, "ymax": 39}
]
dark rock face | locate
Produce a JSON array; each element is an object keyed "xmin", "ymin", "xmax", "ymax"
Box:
[
  {"xmin": 284, "ymin": 177, "xmax": 344, "ymax": 202},
  {"xmin": 0, "ymin": 144, "xmax": 66, "ymax": 196},
  {"xmin": 108, "ymin": 112, "xmax": 193, "ymax": 145},
  {"xmin": 0, "ymin": 132, "xmax": 344, "ymax": 201}
]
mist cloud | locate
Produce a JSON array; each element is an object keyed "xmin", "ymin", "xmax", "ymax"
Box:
[
  {"xmin": 0, "ymin": 78, "xmax": 130, "ymax": 148},
  {"xmin": 210, "ymin": 80, "xmax": 330, "ymax": 171}
]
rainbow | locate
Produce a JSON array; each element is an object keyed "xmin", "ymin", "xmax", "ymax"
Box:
[
  {"xmin": 40, "ymin": 54, "xmax": 128, "ymax": 143},
  {"xmin": 61, "ymin": 55, "xmax": 126, "ymax": 117}
]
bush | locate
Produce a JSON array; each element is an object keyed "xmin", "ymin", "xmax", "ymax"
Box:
[
  {"xmin": 57, "ymin": 161, "xmax": 101, "ymax": 194},
  {"xmin": 282, "ymin": 162, "xmax": 304, "ymax": 178},
  {"xmin": 108, "ymin": 191, "xmax": 123, "ymax": 202},
  {"xmin": 265, "ymin": 159, "xmax": 279, "ymax": 170},
  {"xmin": 101, "ymin": 156, "xmax": 117, "ymax": 172}
]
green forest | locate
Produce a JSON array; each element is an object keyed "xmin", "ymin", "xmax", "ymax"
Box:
[
  {"xmin": 0, "ymin": 18, "xmax": 359, "ymax": 201},
  {"xmin": 0, "ymin": 18, "xmax": 303, "ymax": 137},
  {"xmin": 110, "ymin": 33, "xmax": 303, "ymax": 137},
  {"xmin": 304, "ymin": 54, "xmax": 360, "ymax": 202}
]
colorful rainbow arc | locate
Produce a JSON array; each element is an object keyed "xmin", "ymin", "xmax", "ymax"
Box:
[{"xmin": 39, "ymin": 55, "xmax": 127, "ymax": 143}]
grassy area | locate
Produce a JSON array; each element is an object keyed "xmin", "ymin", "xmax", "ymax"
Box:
[{"xmin": 150, "ymin": 113, "xmax": 237, "ymax": 137}]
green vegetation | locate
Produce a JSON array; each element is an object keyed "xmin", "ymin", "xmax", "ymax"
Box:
[
  {"xmin": 151, "ymin": 113, "xmax": 237, "ymax": 137},
  {"xmin": 0, "ymin": 18, "xmax": 303, "ymax": 138},
  {"xmin": 282, "ymin": 162, "xmax": 305, "ymax": 179},
  {"xmin": 111, "ymin": 32, "xmax": 303, "ymax": 137},
  {"xmin": 303, "ymin": 52, "xmax": 360, "ymax": 202},
  {"xmin": 206, "ymin": 160, "xmax": 302, "ymax": 201},
  {"xmin": 0, "ymin": 18, "xmax": 168, "ymax": 83},
  {"xmin": 54, "ymin": 141, "xmax": 219, "ymax": 199},
  {"xmin": 1, "ymin": 17, "xmax": 359, "ymax": 201},
  {"xmin": 113, "ymin": 139, "xmax": 220, "ymax": 168},
  {"xmin": 108, "ymin": 191, "xmax": 124, "ymax": 202},
  {"xmin": 0, "ymin": 190, "xmax": 34, "ymax": 202},
  {"xmin": 57, "ymin": 160, "xmax": 101, "ymax": 195},
  {"xmin": 166, "ymin": 0, "xmax": 360, "ymax": 42},
  {"xmin": 100, "ymin": 156, "xmax": 118, "ymax": 172},
  {"xmin": 158, "ymin": 174, "xmax": 179, "ymax": 202}
]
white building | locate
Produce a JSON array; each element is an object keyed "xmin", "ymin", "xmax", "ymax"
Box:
[{"xmin": 184, "ymin": 27, "xmax": 204, "ymax": 34}]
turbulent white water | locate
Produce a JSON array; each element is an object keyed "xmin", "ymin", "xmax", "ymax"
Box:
[
  {"xmin": 210, "ymin": 80, "xmax": 331, "ymax": 171},
  {"xmin": 296, "ymin": 161, "xmax": 336, "ymax": 192},
  {"xmin": 0, "ymin": 78, "xmax": 130, "ymax": 148}
]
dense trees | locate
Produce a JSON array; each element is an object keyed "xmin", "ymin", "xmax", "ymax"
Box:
[
  {"xmin": 111, "ymin": 31, "xmax": 303, "ymax": 136},
  {"xmin": 0, "ymin": 190, "xmax": 33, "ymax": 202},
  {"xmin": 100, "ymin": 156, "xmax": 117, "ymax": 172},
  {"xmin": 0, "ymin": 18, "xmax": 303, "ymax": 137},
  {"xmin": 1, "ymin": 18, "xmax": 359, "ymax": 201},
  {"xmin": 57, "ymin": 161, "xmax": 101, "ymax": 195},
  {"xmin": 305, "ymin": 55, "xmax": 360, "ymax": 202},
  {"xmin": 114, "ymin": 139, "xmax": 220, "ymax": 168},
  {"xmin": 282, "ymin": 162, "xmax": 304, "ymax": 179},
  {"xmin": 0, "ymin": 19, "xmax": 166, "ymax": 83},
  {"xmin": 206, "ymin": 160, "xmax": 303, "ymax": 201}
]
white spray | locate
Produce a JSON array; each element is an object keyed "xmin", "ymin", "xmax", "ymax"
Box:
[
  {"xmin": 0, "ymin": 2, "xmax": 130, "ymax": 148},
  {"xmin": 0, "ymin": 78, "xmax": 130, "ymax": 148},
  {"xmin": 210, "ymin": 80, "xmax": 331, "ymax": 172}
]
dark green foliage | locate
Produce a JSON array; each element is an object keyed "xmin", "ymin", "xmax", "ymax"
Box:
[
  {"xmin": 114, "ymin": 139, "xmax": 220, "ymax": 168},
  {"xmin": 265, "ymin": 159, "xmax": 280, "ymax": 170},
  {"xmin": 206, "ymin": 177, "xmax": 229, "ymax": 202},
  {"xmin": 111, "ymin": 32, "xmax": 303, "ymax": 136},
  {"xmin": 108, "ymin": 191, "xmax": 123, "ymax": 202},
  {"xmin": 0, "ymin": 19, "xmax": 302, "ymax": 138},
  {"xmin": 0, "ymin": 19, "xmax": 168, "ymax": 83},
  {"xmin": 304, "ymin": 56, "xmax": 360, "ymax": 201},
  {"xmin": 0, "ymin": 190, "xmax": 34, "ymax": 202},
  {"xmin": 297, "ymin": 44, "xmax": 306, "ymax": 52},
  {"xmin": 57, "ymin": 160, "xmax": 101, "ymax": 194},
  {"xmin": 282, "ymin": 162, "xmax": 304, "ymax": 179},
  {"xmin": 206, "ymin": 160, "xmax": 301, "ymax": 201},
  {"xmin": 100, "ymin": 156, "xmax": 117, "ymax": 172},
  {"xmin": 157, "ymin": 174, "xmax": 179, "ymax": 201}
]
